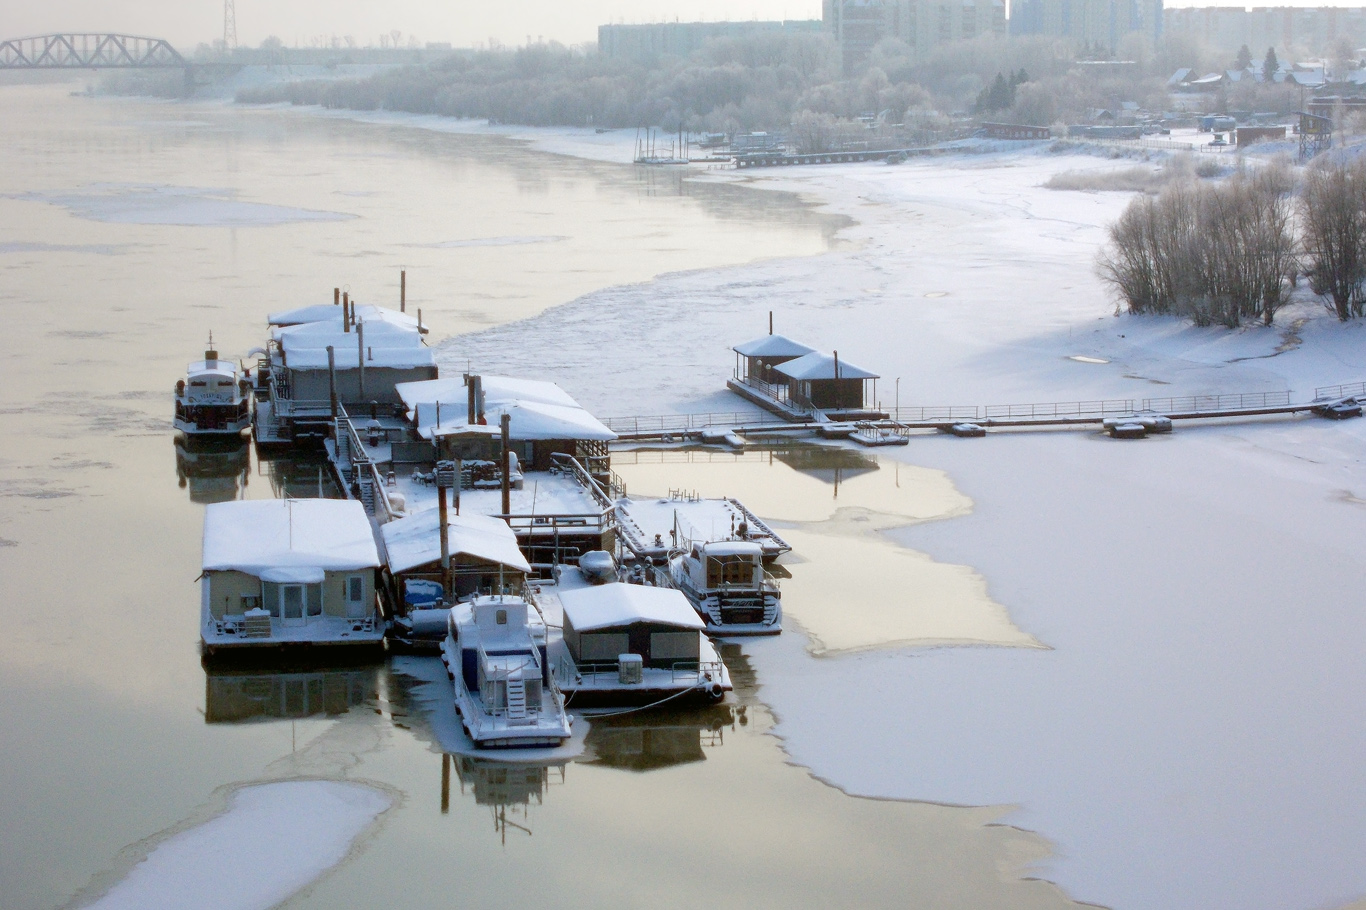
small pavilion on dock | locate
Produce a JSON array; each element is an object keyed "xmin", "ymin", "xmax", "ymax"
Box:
[
  {"xmin": 775, "ymin": 351, "xmax": 879, "ymax": 412},
  {"xmin": 732, "ymin": 334, "xmax": 815, "ymax": 391}
]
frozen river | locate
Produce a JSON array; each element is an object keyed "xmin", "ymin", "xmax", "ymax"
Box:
[{"xmin": 0, "ymin": 80, "xmax": 1079, "ymax": 910}]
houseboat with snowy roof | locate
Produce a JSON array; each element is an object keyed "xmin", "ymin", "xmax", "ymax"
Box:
[
  {"xmin": 175, "ymin": 339, "xmax": 251, "ymax": 438},
  {"xmin": 440, "ymin": 594, "xmax": 572, "ymax": 748},
  {"xmin": 254, "ymin": 297, "xmax": 434, "ymax": 445},
  {"xmin": 200, "ymin": 499, "xmax": 384, "ymax": 657},
  {"xmin": 549, "ymin": 577, "xmax": 731, "ymax": 707},
  {"xmin": 727, "ymin": 331, "xmax": 886, "ymax": 422}
]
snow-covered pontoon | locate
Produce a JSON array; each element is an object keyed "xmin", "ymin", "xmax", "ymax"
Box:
[
  {"xmin": 200, "ymin": 499, "xmax": 384, "ymax": 657},
  {"xmin": 550, "ymin": 578, "xmax": 731, "ymax": 707},
  {"xmin": 440, "ymin": 595, "xmax": 571, "ymax": 748},
  {"xmin": 174, "ymin": 339, "xmax": 251, "ymax": 438}
]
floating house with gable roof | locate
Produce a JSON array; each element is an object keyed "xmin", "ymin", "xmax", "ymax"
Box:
[
  {"xmin": 200, "ymin": 498, "xmax": 383, "ymax": 656},
  {"xmin": 727, "ymin": 328, "xmax": 885, "ymax": 421}
]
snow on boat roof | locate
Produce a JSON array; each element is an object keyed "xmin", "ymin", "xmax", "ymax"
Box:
[
  {"xmin": 275, "ymin": 318, "xmax": 422, "ymax": 346},
  {"xmin": 698, "ymin": 540, "xmax": 764, "ymax": 557},
  {"xmin": 202, "ymin": 499, "xmax": 380, "ymax": 575},
  {"xmin": 285, "ymin": 345, "xmax": 436, "ymax": 371},
  {"xmin": 400, "ymin": 375, "xmax": 616, "ymax": 442},
  {"xmin": 187, "ymin": 360, "xmax": 238, "ymax": 378},
  {"xmin": 774, "ymin": 351, "xmax": 879, "ymax": 381},
  {"xmin": 558, "ymin": 583, "xmax": 704, "ymax": 632},
  {"xmin": 268, "ymin": 303, "xmax": 423, "ymax": 332},
  {"xmin": 732, "ymin": 334, "xmax": 816, "ymax": 358},
  {"xmin": 380, "ymin": 511, "xmax": 530, "ymax": 575}
]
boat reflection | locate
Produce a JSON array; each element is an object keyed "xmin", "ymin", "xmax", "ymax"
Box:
[
  {"xmin": 174, "ymin": 437, "xmax": 250, "ymax": 504},
  {"xmin": 442, "ymin": 753, "xmax": 566, "ymax": 844},
  {"xmin": 203, "ymin": 665, "xmax": 381, "ymax": 723}
]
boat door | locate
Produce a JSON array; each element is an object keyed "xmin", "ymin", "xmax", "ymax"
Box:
[{"xmin": 280, "ymin": 584, "xmax": 306, "ymax": 626}]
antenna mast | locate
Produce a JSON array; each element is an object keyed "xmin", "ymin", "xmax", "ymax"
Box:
[{"xmin": 224, "ymin": 0, "xmax": 238, "ymax": 50}]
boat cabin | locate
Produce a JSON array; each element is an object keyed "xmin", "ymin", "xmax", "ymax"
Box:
[
  {"xmin": 380, "ymin": 510, "xmax": 531, "ymax": 606},
  {"xmin": 558, "ymin": 583, "xmax": 705, "ymax": 671},
  {"xmin": 175, "ymin": 345, "xmax": 251, "ymax": 436},
  {"xmin": 200, "ymin": 499, "xmax": 383, "ymax": 654},
  {"xmin": 681, "ymin": 540, "xmax": 766, "ymax": 592}
]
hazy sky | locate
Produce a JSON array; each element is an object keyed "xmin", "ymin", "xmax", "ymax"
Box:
[
  {"xmin": 7, "ymin": 0, "xmax": 1365, "ymax": 50},
  {"xmin": 7, "ymin": 1, "xmax": 822, "ymax": 50}
]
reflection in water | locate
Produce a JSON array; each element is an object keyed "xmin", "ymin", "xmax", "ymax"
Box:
[
  {"xmin": 446, "ymin": 754, "xmax": 565, "ymax": 844},
  {"xmin": 615, "ymin": 446, "xmax": 1040, "ymax": 654},
  {"xmin": 261, "ymin": 451, "xmax": 342, "ymax": 500},
  {"xmin": 204, "ymin": 666, "xmax": 380, "ymax": 723},
  {"xmin": 174, "ymin": 437, "xmax": 250, "ymax": 504}
]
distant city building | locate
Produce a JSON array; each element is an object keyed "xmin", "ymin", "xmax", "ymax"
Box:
[
  {"xmin": 823, "ymin": 0, "xmax": 1007, "ymax": 72},
  {"xmin": 597, "ymin": 20, "xmax": 822, "ymax": 62},
  {"xmin": 1010, "ymin": 0, "xmax": 1162, "ymax": 49},
  {"xmin": 1162, "ymin": 6, "xmax": 1366, "ymax": 55}
]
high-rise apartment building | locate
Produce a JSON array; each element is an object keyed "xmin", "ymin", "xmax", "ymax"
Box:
[
  {"xmin": 824, "ymin": 0, "xmax": 1007, "ymax": 70},
  {"xmin": 1009, "ymin": 0, "xmax": 1163, "ymax": 49},
  {"xmin": 1162, "ymin": 6, "xmax": 1366, "ymax": 55}
]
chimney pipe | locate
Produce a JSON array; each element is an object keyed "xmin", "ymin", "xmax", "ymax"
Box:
[
  {"xmin": 500, "ymin": 412, "xmax": 512, "ymax": 519},
  {"xmin": 342, "ymin": 292, "xmax": 350, "ymax": 333},
  {"xmin": 466, "ymin": 373, "xmax": 476, "ymax": 424},
  {"xmin": 769, "ymin": 310, "xmax": 773, "ymax": 335},
  {"xmin": 400, "ymin": 270, "xmax": 406, "ymax": 313},
  {"xmin": 334, "ymin": 287, "xmax": 340, "ymax": 307},
  {"xmin": 327, "ymin": 345, "xmax": 337, "ymax": 421},
  {"xmin": 357, "ymin": 322, "xmax": 366, "ymax": 400}
]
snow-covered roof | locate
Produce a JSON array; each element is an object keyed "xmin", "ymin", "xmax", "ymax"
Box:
[
  {"xmin": 699, "ymin": 540, "xmax": 764, "ymax": 558},
  {"xmin": 268, "ymin": 303, "xmax": 423, "ymax": 332},
  {"xmin": 558, "ymin": 583, "xmax": 704, "ymax": 632},
  {"xmin": 398, "ymin": 375, "xmax": 616, "ymax": 442},
  {"xmin": 202, "ymin": 499, "xmax": 380, "ymax": 576},
  {"xmin": 732, "ymin": 334, "xmax": 816, "ymax": 359},
  {"xmin": 380, "ymin": 511, "xmax": 530, "ymax": 575},
  {"xmin": 774, "ymin": 351, "xmax": 879, "ymax": 381},
  {"xmin": 187, "ymin": 360, "xmax": 238, "ymax": 379},
  {"xmin": 275, "ymin": 320, "xmax": 433, "ymax": 370},
  {"xmin": 284, "ymin": 345, "xmax": 436, "ymax": 371}
]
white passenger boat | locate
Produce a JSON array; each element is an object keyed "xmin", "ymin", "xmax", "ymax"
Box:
[
  {"xmin": 668, "ymin": 539, "xmax": 782, "ymax": 635},
  {"xmin": 175, "ymin": 338, "xmax": 251, "ymax": 438},
  {"xmin": 440, "ymin": 595, "xmax": 572, "ymax": 748}
]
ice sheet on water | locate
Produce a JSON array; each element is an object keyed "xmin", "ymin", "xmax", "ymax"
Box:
[
  {"xmin": 7, "ymin": 184, "xmax": 354, "ymax": 227},
  {"xmin": 81, "ymin": 780, "xmax": 390, "ymax": 910}
]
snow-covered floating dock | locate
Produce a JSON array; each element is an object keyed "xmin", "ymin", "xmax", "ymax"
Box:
[
  {"xmin": 602, "ymin": 385, "xmax": 1364, "ymax": 446},
  {"xmin": 615, "ymin": 491, "xmax": 789, "ymax": 563}
]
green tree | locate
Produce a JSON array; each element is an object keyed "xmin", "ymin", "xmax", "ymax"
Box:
[
  {"xmin": 1264, "ymin": 46, "xmax": 1279, "ymax": 79},
  {"xmin": 1235, "ymin": 44, "xmax": 1252, "ymax": 70}
]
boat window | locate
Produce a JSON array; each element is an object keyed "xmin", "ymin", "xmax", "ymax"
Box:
[
  {"xmin": 189, "ymin": 381, "xmax": 208, "ymax": 387},
  {"xmin": 306, "ymin": 584, "xmax": 323, "ymax": 617},
  {"xmin": 496, "ymin": 608, "xmax": 507, "ymax": 625},
  {"xmin": 262, "ymin": 582, "xmax": 282, "ymax": 617},
  {"xmin": 708, "ymin": 555, "xmax": 756, "ymax": 587},
  {"xmin": 240, "ymin": 593, "xmax": 261, "ymax": 613}
]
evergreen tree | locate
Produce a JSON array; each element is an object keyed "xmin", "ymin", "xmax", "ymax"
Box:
[
  {"xmin": 1264, "ymin": 46, "xmax": 1279, "ymax": 78},
  {"xmin": 1235, "ymin": 45, "xmax": 1252, "ymax": 70}
]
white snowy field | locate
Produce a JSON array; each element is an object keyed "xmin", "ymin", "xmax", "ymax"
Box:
[
  {"xmin": 80, "ymin": 780, "xmax": 391, "ymax": 910},
  {"xmin": 415, "ymin": 133, "xmax": 1366, "ymax": 910}
]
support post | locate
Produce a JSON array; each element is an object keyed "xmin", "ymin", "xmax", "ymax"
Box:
[
  {"xmin": 500, "ymin": 412, "xmax": 511, "ymax": 520},
  {"xmin": 769, "ymin": 310, "xmax": 773, "ymax": 335},
  {"xmin": 833, "ymin": 350, "xmax": 840, "ymax": 411},
  {"xmin": 334, "ymin": 287, "xmax": 340, "ymax": 307},
  {"xmin": 438, "ymin": 484, "xmax": 451, "ymax": 596},
  {"xmin": 357, "ymin": 322, "xmax": 366, "ymax": 400},
  {"xmin": 327, "ymin": 345, "xmax": 337, "ymax": 421},
  {"xmin": 466, "ymin": 374, "xmax": 476, "ymax": 424},
  {"xmin": 400, "ymin": 270, "xmax": 406, "ymax": 313},
  {"xmin": 440, "ymin": 753, "xmax": 450, "ymax": 814},
  {"xmin": 343, "ymin": 292, "xmax": 350, "ymax": 333}
]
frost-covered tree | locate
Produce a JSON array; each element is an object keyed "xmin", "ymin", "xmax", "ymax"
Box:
[{"xmin": 1300, "ymin": 158, "xmax": 1366, "ymax": 320}]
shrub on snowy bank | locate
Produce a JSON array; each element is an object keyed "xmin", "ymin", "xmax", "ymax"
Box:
[{"xmin": 1098, "ymin": 165, "xmax": 1295, "ymax": 327}]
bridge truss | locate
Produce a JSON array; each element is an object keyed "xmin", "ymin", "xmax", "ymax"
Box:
[{"xmin": 0, "ymin": 34, "xmax": 185, "ymax": 69}]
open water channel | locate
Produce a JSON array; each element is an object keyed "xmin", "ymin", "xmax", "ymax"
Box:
[{"xmin": 0, "ymin": 79, "xmax": 1081, "ymax": 909}]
